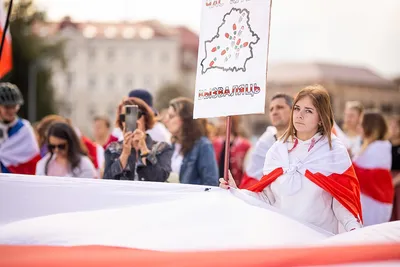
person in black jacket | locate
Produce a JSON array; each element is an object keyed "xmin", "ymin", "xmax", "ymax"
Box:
[{"xmin": 103, "ymin": 97, "xmax": 172, "ymax": 181}]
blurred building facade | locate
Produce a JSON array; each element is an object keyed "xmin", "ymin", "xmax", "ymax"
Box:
[
  {"xmin": 34, "ymin": 18, "xmax": 399, "ymax": 137},
  {"xmin": 34, "ymin": 17, "xmax": 198, "ymax": 135},
  {"xmin": 249, "ymin": 62, "xmax": 400, "ymax": 136}
]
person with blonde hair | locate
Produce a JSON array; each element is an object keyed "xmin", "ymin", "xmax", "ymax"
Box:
[
  {"xmin": 353, "ymin": 110, "xmax": 393, "ymax": 226},
  {"xmin": 339, "ymin": 101, "xmax": 364, "ymax": 158},
  {"xmin": 220, "ymin": 84, "xmax": 363, "ymax": 234}
]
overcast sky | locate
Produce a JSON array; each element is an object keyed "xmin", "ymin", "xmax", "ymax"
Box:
[{"xmin": 37, "ymin": 0, "xmax": 400, "ymax": 78}]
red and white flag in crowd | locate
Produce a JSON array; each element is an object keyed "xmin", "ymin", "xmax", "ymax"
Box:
[
  {"xmin": 0, "ymin": 119, "xmax": 41, "ymax": 174},
  {"xmin": 0, "ymin": 174, "xmax": 399, "ymax": 267},
  {"xmin": 247, "ymin": 134, "xmax": 363, "ymax": 223},
  {"xmin": 353, "ymin": 140, "xmax": 394, "ymax": 226},
  {"xmin": 0, "ymin": 0, "xmax": 12, "ymax": 78}
]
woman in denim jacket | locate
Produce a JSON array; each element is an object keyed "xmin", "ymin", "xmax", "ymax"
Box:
[{"xmin": 164, "ymin": 97, "xmax": 218, "ymax": 186}]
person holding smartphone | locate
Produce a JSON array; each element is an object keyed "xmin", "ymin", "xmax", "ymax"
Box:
[{"xmin": 103, "ymin": 97, "xmax": 173, "ymax": 181}]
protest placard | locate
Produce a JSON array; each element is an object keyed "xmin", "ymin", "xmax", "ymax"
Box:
[{"xmin": 194, "ymin": 0, "xmax": 272, "ymax": 118}]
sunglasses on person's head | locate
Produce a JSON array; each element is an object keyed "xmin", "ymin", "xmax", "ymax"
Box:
[
  {"xmin": 48, "ymin": 143, "xmax": 67, "ymax": 151},
  {"xmin": 119, "ymin": 109, "xmax": 145, "ymax": 122}
]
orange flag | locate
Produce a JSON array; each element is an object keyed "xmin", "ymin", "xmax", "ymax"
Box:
[{"xmin": 0, "ymin": 0, "xmax": 12, "ymax": 78}]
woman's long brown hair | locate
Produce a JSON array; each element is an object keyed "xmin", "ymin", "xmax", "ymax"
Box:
[
  {"xmin": 169, "ymin": 97, "xmax": 207, "ymax": 156},
  {"xmin": 36, "ymin": 115, "xmax": 89, "ymax": 157},
  {"xmin": 282, "ymin": 84, "xmax": 334, "ymax": 149},
  {"xmin": 360, "ymin": 110, "xmax": 388, "ymax": 153}
]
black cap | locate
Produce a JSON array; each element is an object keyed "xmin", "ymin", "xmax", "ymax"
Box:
[{"xmin": 128, "ymin": 89, "xmax": 157, "ymax": 115}]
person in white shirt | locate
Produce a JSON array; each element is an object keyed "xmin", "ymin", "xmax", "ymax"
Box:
[
  {"xmin": 220, "ymin": 84, "xmax": 363, "ymax": 234},
  {"xmin": 338, "ymin": 101, "xmax": 364, "ymax": 158},
  {"xmin": 241, "ymin": 93, "xmax": 293, "ymax": 188},
  {"xmin": 353, "ymin": 110, "xmax": 393, "ymax": 226}
]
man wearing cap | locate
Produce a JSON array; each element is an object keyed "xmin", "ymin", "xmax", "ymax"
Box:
[
  {"xmin": 112, "ymin": 89, "xmax": 172, "ymax": 144},
  {"xmin": 0, "ymin": 83, "xmax": 41, "ymax": 174}
]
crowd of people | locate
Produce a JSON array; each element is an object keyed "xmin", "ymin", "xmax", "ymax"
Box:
[{"xmin": 0, "ymin": 82, "xmax": 399, "ymax": 234}]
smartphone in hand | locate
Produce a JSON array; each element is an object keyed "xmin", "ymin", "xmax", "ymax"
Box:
[{"xmin": 125, "ymin": 105, "xmax": 138, "ymax": 132}]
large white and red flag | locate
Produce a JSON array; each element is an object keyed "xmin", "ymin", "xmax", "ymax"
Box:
[
  {"xmin": 0, "ymin": 174, "xmax": 399, "ymax": 266},
  {"xmin": 0, "ymin": 0, "xmax": 12, "ymax": 78},
  {"xmin": 353, "ymin": 140, "xmax": 394, "ymax": 226}
]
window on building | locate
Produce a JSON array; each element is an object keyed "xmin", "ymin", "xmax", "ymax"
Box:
[
  {"xmin": 365, "ymin": 102, "xmax": 375, "ymax": 109},
  {"xmin": 107, "ymin": 105, "xmax": 115, "ymax": 117},
  {"xmin": 126, "ymin": 49, "xmax": 132, "ymax": 58},
  {"xmin": 143, "ymin": 51, "xmax": 151, "ymax": 61},
  {"xmin": 107, "ymin": 74, "xmax": 115, "ymax": 89},
  {"xmin": 381, "ymin": 103, "xmax": 393, "ymax": 113},
  {"xmin": 144, "ymin": 75, "xmax": 152, "ymax": 88},
  {"xmin": 88, "ymin": 75, "xmax": 96, "ymax": 90},
  {"xmin": 126, "ymin": 75, "xmax": 134, "ymax": 89},
  {"xmin": 88, "ymin": 104, "xmax": 96, "ymax": 118},
  {"xmin": 88, "ymin": 48, "xmax": 96, "ymax": 60},
  {"xmin": 160, "ymin": 52, "xmax": 169, "ymax": 63},
  {"xmin": 107, "ymin": 47, "xmax": 115, "ymax": 61}
]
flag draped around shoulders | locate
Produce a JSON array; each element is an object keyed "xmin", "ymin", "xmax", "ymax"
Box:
[
  {"xmin": 353, "ymin": 140, "xmax": 393, "ymax": 225},
  {"xmin": 247, "ymin": 135, "xmax": 362, "ymax": 223},
  {"xmin": 0, "ymin": 119, "xmax": 40, "ymax": 174}
]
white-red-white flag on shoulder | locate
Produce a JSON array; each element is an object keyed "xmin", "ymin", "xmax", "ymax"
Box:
[{"xmin": 353, "ymin": 140, "xmax": 394, "ymax": 226}]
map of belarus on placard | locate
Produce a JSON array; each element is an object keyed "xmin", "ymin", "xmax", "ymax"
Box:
[{"xmin": 200, "ymin": 8, "xmax": 260, "ymax": 74}]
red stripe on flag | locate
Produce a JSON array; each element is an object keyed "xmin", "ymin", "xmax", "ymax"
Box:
[
  {"xmin": 246, "ymin": 167, "xmax": 284, "ymax": 192},
  {"xmin": 7, "ymin": 154, "xmax": 41, "ymax": 175},
  {"xmin": 306, "ymin": 165, "xmax": 363, "ymax": 223},
  {"xmin": 239, "ymin": 172, "xmax": 260, "ymax": 189},
  {"xmin": 0, "ymin": 244, "xmax": 399, "ymax": 267},
  {"xmin": 353, "ymin": 164, "xmax": 394, "ymax": 204}
]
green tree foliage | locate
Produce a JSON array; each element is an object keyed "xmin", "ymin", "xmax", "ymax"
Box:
[
  {"xmin": 154, "ymin": 83, "xmax": 192, "ymax": 111},
  {"xmin": 1, "ymin": 0, "xmax": 65, "ymax": 122}
]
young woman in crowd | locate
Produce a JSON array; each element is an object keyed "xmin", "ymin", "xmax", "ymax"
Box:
[
  {"xmin": 36, "ymin": 122, "xmax": 97, "ymax": 178},
  {"xmin": 103, "ymin": 97, "xmax": 172, "ymax": 181},
  {"xmin": 220, "ymin": 85, "xmax": 363, "ymax": 234},
  {"xmin": 352, "ymin": 111, "xmax": 394, "ymax": 225},
  {"xmin": 164, "ymin": 97, "xmax": 219, "ymax": 186},
  {"xmin": 342, "ymin": 101, "xmax": 364, "ymax": 158},
  {"xmin": 35, "ymin": 115, "xmax": 104, "ymax": 174}
]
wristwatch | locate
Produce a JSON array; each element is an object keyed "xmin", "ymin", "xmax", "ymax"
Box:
[{"xmin": 140, "ymin": 152, "xmax": 149, "ymax": 158}]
